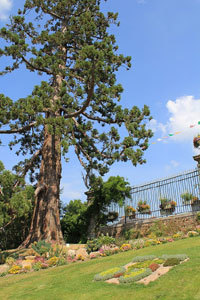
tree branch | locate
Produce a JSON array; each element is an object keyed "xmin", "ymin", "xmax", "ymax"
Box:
[
  {"xmin": 21, "ymin": 56, "xmax": 52, "ymax": 75},
  {"xmin": 63, "ymin": 69, "xmax": 95, "ymax": 118},
  {"xmin": 0, "ymin": 122, "xmax": 36, "ymax": 134}
]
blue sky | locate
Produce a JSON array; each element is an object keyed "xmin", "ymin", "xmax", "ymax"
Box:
[{"xmin": 0, "ymin": 0, "xmax": 200, "ymax": 204}]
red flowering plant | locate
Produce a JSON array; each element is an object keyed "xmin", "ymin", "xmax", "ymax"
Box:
[
  {"xmin": 193, "ymin": 135, "xmax": 200, "ymax": 148},
  {"xmin": 160, "ymin": 198, "xmax": 176, "ymax": 213},
  {"xmin": 137, "ymin": 201, "xmax": 151, "ymax": 214}
]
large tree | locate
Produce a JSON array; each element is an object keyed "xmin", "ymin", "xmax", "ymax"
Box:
[{"xmin": 0, "ymin": 0, "xmax": 152, "ymax": 247}]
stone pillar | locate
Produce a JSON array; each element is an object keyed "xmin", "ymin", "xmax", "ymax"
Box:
[{"xmin": 193, "ymin": 155, "xmax": 200, "ymax": 169}]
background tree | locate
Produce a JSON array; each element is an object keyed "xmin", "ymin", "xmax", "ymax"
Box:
[
  {"xmin": 85, "ymin": 175, "xmax": 131, "ymax": 238},
  {"xmin": 60, "ymin": 199, "xmax": 87, "ymax": 243},
  {"xmin": 0, "ymin": 0, "xmax": 152, "ymax": 246},
  {"xmin": 0, "ymin": 161, "xmax": 34, "ymax": 250}
]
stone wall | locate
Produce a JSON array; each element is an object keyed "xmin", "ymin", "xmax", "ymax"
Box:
[{"xmin": 100, "ymin": 212, "xmax": 200, "ymax": 238}]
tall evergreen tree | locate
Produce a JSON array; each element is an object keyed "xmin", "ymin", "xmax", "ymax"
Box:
[{"xmin": 0, "ymin": 0, "xmax": 152, "ymax": 246}]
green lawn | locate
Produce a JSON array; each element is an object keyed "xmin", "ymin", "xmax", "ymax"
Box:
[{"xmin": 1, "ymin": 237, "xmax": 200, "ymax": 300}]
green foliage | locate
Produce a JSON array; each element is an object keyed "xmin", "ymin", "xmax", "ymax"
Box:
[
  {"xmin": 196, "ymin": 212, "xmax": 200, "ymax": 222},
  {"xmin": 0, "ymin": 0, "xmax": 152, "ymax": 244},
  {"xmin": 132, "ymin": 255, "xmax": 156, "ymax": 262},
  {"xmin": 163, "ymin": 258, "xmax": 180, "ymax": 267},
  {"xmin": 160, "ymin": 254, "xmax": 188, "ymax": 261},
  {"xmin": 0, "ymin": 161, "xmax": 34, "ymax": 250},
  {"xmin": 97, "ymin": 234, "xmax": 115, "ymax": 246},
  {"xmin": 86, "ymin": 239, "xmax": 101, "ymax": 254},
  {"xmin": 119, "ymin": 268, "xmax": 152, "ymax": 283},
  {"xmin": 86, "ymin": 234, "xmax": 115, "ymax": 253},
  {"xmin": 94, "ymin": 267, "xmax": 126, "ymax": 281},
  {"xmin": 32, "ymin": 262, "xmax": 42, "ymax": 272},
  {"xmin": 31, "ymin": 240, "xmax": 51, "ymax": 256},
  {"xmin": 131, "ymin": 260, "xmax": 156, "ymax": 269},
  {"xmin": 123, "ymin": 228, "xmax": 142, "ymax": 240},
  {"xmin": 0, "ymin": 0, "xmax": 152, "ymax": 176},
  {"xmin": 60, "ymin": 200, "xmax": 88, "ymax": 243},
  {"xmin": 181, "ymin": 192, "xmax": 193, "ymax": 204}
]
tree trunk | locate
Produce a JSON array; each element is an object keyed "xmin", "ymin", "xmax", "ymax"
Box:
[{"xmin": 20, "ymin": 126, "xmax": 64, "ymax": 248}]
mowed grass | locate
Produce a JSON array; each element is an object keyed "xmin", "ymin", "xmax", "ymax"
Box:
[{"xmin": 1, "ymin": 237, "xmax": 200, "ymax": 300}]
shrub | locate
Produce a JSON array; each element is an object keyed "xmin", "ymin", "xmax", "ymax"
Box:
[
  {"xmin": 86, "ymin": 239, "xmax": 101, "ymax": 253},
  {"xmin": 5, "ymin": 257, "xmax": 15, "ymax": 266},
  {"xmin": 32, "ymin": 262, "xmax": 42, "ymax": 271},
  {"xmin": 97, "ymin": 234, "xmax": 115, "ymax": 246},
  {"xmin": 8, "ymin": 265, "xmax": 22, "ymax": 274},
  {"xmin": 187, "ymin": 231, "xmax": 199, "ymax": 237},
  {"xmin": 163, "ymin": 258, "xmax": 180, "ymax": 266},
  {"xmin": 196, "ymin": 212, "xmax": 200, "ymax": 222},
  {"xmin": 130, "ymin": 239, "xmax": 145, "ymax": 249},
  {"xmin": 31, "ymin": 240, "xmax": 52, "ymax": 256},
  {"xmin": 48, "ymin": 256, "xmax": 59, "ymax": 267},
  {"xmin": 132, "ymin": 255, "xmax": 156, "ymax": 262},
  {"xmin": 0, "ymin": 271, "xmax": 7, "ymax": 277},
  {"xmin": 94, "ymin": 267, "xmax": 126, "ymax": 281},
  {"xmin": 160, "ymin": 254, "xmax": 188, "ymax": 261},
  {"xmin": 124, "ymin": 228, "xmax": 142, "ymax": 240},
  {"xmin": 120, "ymin": 244, "xmax": 132, "ymax": 251},
  {"xmin": 23, "ymin": 265, "xmax": 31, "ymax": 272},
  {"xmin": 119, "ymin": 268, "xmax": 152, "ymax": 283},
  {"xmin": 56, "ymin": 258, "xmax": 68, "ymax": 266},
  {"xmin": 149, "ymin": 263, "xmax": 159, "ymax": 272}
]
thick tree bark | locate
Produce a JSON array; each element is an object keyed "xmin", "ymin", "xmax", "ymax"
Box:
[{"xmin": 20, "ymin": 126, "xmax": 64, "ymax": 248}]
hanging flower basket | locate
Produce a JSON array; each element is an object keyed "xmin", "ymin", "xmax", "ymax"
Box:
[
  {"xmin": 107, "ymin": 211, "xmax": 119, "ymax": 222},
  {"xmin": 125, "ymin": 206, "xmax": 136, "ymax": 219},
  {"xmin": 160, "ymin": 198, "xmax": 176, "ymax": 214},
  {"xmin": 137, "ymin": 201, "xmax": 151, "ymax": 214},
  {"xmin": 181, "ymin": 192, "xmax": 193, "ymax": 205},
  {"xmin": 193, "ymin": 135, "xmax": 200, "ymax": 148},
  {"xmin": 191, "ymin": 196, "xmax": 200, "ymax": 206}
]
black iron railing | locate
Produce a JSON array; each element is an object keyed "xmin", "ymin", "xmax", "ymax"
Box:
[{"xmin": 107, "ymin": 168, "xmax": 200, "ymax": 224}]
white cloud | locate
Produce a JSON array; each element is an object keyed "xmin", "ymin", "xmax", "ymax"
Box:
[
  {"xmin": 0, "ymin": 0, "xmax": 12, "ymax": 20},
  {"xmin": 149, "ymin": 96, "xmax": 200, "ymax": 143}
]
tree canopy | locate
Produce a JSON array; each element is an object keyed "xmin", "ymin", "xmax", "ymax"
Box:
[{"xmin": 0, "ymin": 0, "xmax": 153, "ymax": 245}]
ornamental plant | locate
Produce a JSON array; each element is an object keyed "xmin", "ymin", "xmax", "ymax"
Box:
[
  {"xmin": 125, "ymin": 206, "xmax": 136, "ymax": 218},
  {"xmin": 94, "ymin": 267, "xmax": 126, "ymax": 281},
  {"xmin": 193, "ymin": 135, "xmax": 200, "ymax": 148},
  {"xmin": 160, "ymin": 198, "xmax": 176, "ymax": 211},
  {"xmin": 120, "ymin": 244, "xmax": 132, "ymax": 251},
  {"xmin": 181, "ymin": 192, "xmax": 193, "ymax": 204},
  {"xmin": 8, "ymin": 265, "xmax": 22, "ymax": 274},
  {"xmin": 119, "ymin": 268, "xmax": 152, "ymax": 284},
  {"xmin": 137, "ymin": 201, "xmax": 151, "ymax": 214}
]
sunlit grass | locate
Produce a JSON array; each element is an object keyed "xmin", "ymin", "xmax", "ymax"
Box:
[{"xmin": 1, "ymin": 237, "xmax": 200, "ymax": 300}]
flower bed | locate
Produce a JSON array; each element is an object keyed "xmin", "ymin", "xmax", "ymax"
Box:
[{"xmin": 94, "ymin": 254, "xmax": 189, "ymax": 284}]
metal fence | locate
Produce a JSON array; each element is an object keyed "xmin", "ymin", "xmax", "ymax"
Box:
[{"xmin": 108, "ymin": 168, "xmax": 200, "ymax": 224}]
